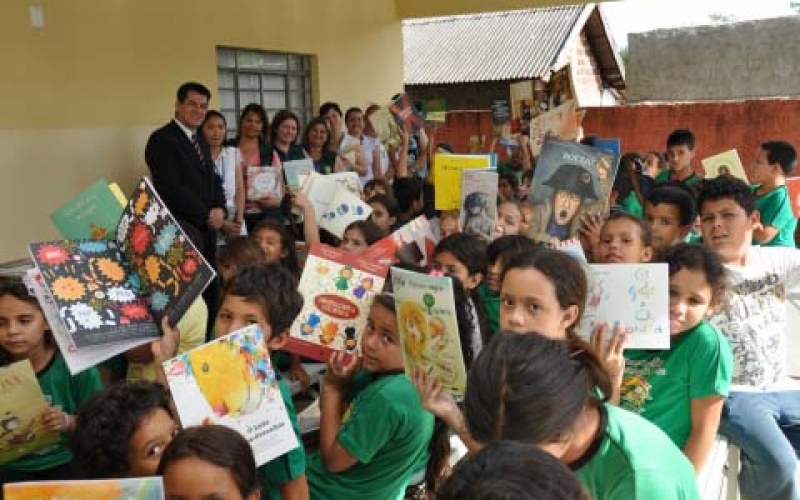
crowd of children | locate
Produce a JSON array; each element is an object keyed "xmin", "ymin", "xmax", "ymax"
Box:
[{"xmin": 2, "ymin": 86, "xmax": 800, "ymax": 500}]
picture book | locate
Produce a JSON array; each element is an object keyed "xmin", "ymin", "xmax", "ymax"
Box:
[
  {"xmin": 491, "ymin": 99, "xmax": 511, "ymax": 125},
  {"xmin": 460, "ymin": 170, "xmax": 499, "ymax": 243},
  {"xmin": 318, "ymin": 186, "xmax": 373, "ymax": 239},
  {"xmin": 3, "ymin": 476, "xmax": 164, "ymax": 500},
  {"xmin": 359, "ymin": 215, "xmax": 437, "ymax": 267},
  {"xmin": 509, "ymin": 80, "xmax": 535, "ymax": 134},
  {"xmin": 577, "ymin": 264, "xmax": 670, "ymax": 350},
  {"xmin": 529, "ymin": 100, "xmax": 583, "ymax": 157},
  {"xmin": 433, "ymin": 154, "xmax": 496, "ymax": 210},
  {"xmin": 25, "ymin": 269, "xmax": 152, "ymax": 375},
  {"xmin": 593, "ymin": 138, "xmax": 621, "ymax": 161},
  {"xmin": 288, "ymin": 243, "xmax": 389, "ymax": 361},
  {"xmin": 786, "ymin": 177, "xmax": 800, "ymax": 217},
  {"xmin": 282, "ymin": 159, "xmax": 314, "ymax": 192},
  {"xmin": 0, "ymin": 361, "xmax": 59, "ymax": 465},
  {"xmin": 300, "ymin": 171, "xmax": 362, "ymax": 228},
  {"xmin": 364, "ymin": 107, "xmax": 400, "ymax": 147},
  {"xmin": 548, "ymin": 65, "xmax": 576, "ymax": 109},
  {"xmin": 421, "ymin": 98, "xmax": 447, "ymax": 125},
  {"xmin": 29, "ymin": 177, "xmax": 215, "ymax": 349},
  {"xmin": 527, "ymin": 139, "xmax": 618, "ymax": 244},
  {"xmin": 163, "ymin": 325, "xmax": 299, "ymax": 467},
  {"xmin": 702, "ymin": 149, "xmax": 749, "ymax": 183},
  {"xmin": 51, "ymin": 178, "xmax": 125, "ymax": 240},
  {"xmin": 391, "ymin": 268, "xmax": 467, "ymax": 397},
  {"xmin": 389, "ymin": 93, "xmax": 424, "ymax": 135},
  {"xmin": 246, "ymin": 165, "xmax": 283, "ymax": 201}
]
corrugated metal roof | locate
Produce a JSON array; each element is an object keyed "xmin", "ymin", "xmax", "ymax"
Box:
[{"xmin": 403, "ymin": 5, "xmax": 590, "ymax": 85}]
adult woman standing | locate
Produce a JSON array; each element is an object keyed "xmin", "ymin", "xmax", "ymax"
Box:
[
  {"xmin": 341, "ymin": 107, "xmax": 380, "ymax": 187},
  {"xmin": 302, "ymin": 117, "xmax": 344, "ymax": 174},
  {"xmin": 235, "ymin": 103, "xmax": 280, "ymax": 232},
  {"xmin": 268, "ymin": 109, "xmax": 306, "ymax": 164},
  {"xmin": 319, "ymin": 102, "xmax": 345, "ymax": 154},
  {"xmin": 201, "ymin": 110, "xmax": 245, "ymax": 243}
]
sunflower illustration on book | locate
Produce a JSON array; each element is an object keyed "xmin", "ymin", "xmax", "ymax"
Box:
[{"xmin": 398, "ymin": 301, "xmax": 427, "ymax": 362}]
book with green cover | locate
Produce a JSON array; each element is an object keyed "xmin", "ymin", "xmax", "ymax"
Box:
[
  {"xmin": 51, "ymin": 179, "xmax": 125, "ymax": 240},
  {"xmin": 0, "ymin": 360, "xmax": 60, "ymax": 465}
]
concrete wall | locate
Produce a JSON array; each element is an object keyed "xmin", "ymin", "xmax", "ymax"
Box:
[{"xmin": 627, "ymin": 16, "xmax": 800, "ymax": 102}]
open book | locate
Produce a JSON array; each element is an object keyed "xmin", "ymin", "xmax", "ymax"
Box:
[
  {"xmin": 28, "ymin": 177, "xmax": 215, "ymax": 363},
  {"xmin": 359, "ymin": 215, "xmax": 437, "ymax": 267},
  {"xmin": 163, "ymin": 325, "xmax": 298, "ymax": 467},
  {"xmin": 287, "ymin": 243, "xmax": 389, "ymax": 361},
  {"xmin": 0, "ymin": 361, "xmax": 59, "ymax": 465}
]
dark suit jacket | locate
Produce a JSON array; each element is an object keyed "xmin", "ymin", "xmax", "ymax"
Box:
[{"xmin": 145, "ymin": 120, "xmax": 226, "ymax": 232}]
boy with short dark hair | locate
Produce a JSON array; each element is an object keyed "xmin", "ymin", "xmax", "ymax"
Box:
[
  {"xmin": 644, "ymin": 182, "xmax": 696, "ymax": 252},
  {"xmin": 392, "ymin": 177, "xmax": 424, "ymax": 231},
  {"xmin": 656, "ymin": 129, "xmax": 702, "ymax": 187},
  {"xmin": 751, "ymin": 140, "xmax": 797, "ymax": 247},
  {"xmin": 697, "ymin": 176, "xmax": 800, "ymax": 500}
]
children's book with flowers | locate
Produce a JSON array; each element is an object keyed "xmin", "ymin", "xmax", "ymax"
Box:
[
  {"xmin": 0, "ymin": 360, "xmax": 60, "ymax": 465},
  {"xmin": 391, "ymin": 268, "xmax": 467, "ymax": 397},
  {"xmin": 3, "ymin": 476, "xmax": 164, "ymax": 500},
  {"xmin": 28, "ymin": 177, "xmax": 215, "ymax": 350},
  {"xmin": 288, "ymin": 243, "xmax": 389, "ymax": 361},
  {"xmin": 163, "ymin": 325, "xmax": 298, "ymax": 467}
]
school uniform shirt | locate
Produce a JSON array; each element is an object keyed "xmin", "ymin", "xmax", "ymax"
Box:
[
  {"xmin": 655, "ymin": 169, "xmax": 703, "ymax": 187},
  {"xmin": 621, "ymin": 320, "xmax": 733, "ymax": 448},
  {"xmin": 753, "ymin": 185, "xmax": 797, "ymax": 248},
  {"xmin": 709, "ymin": 246, "xmax": 800, "ymax": 390},
  {"xmin": 258, "ymin": 377, "xmax": 306, "ymax": 500},
  {"xmin": 574, "ymin": 404, "xmax": 700, "ymax": 500},
  {"xmin": 306, "ymin": 371, "xmax": 434, "ymax": 500},
  {"xmin": 477, "ymin": 283, "xmax": 500, "ymax": 334},
  {"xmin": 0, "ymin": 353, "xmax": 104, "ymax": 473}
]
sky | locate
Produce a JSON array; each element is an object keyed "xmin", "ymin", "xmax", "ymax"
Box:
[{"xmin": 602, "ymin": 0, "xmax": 797, "ymax": 49}]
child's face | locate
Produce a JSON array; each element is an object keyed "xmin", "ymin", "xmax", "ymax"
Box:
[
  {"xmin": 498, "ymin": 179, "xmax": 515, "ymax": 202},
  {"xmin": 368, "ymin": 203, "xmax": 394, "ymax": 233},
  {"xmin": 486, "ymin": 259, "xmax": 504, "ymax": 293},
  {"xmin": 341, "ymin": 228, "xmax": 368, "ymax": 253},
  {"xmin": 215, "ymin": 294, "xmax": 284, "ymax": 350},
  {"xmin": 360, "ymin": 302, "xmax": 403, "ymax": 373},
  {"xmin": 0, "ymin": 295, "xmax": 48, "ymax": 360},
  {"xmin": 496, "ymin": 202, "xmax": 522, "ymax": 237},
  {"xmin": 439, "ymin": 216, "xmax": 460, "ymax": 239},
  {"xmin": 364, "ymin": 185, "xmax": 387, "ymax": 200},
  {"xmin": 598, "ymin": 219, "xmax": 653, "ymax": 264},
  {"xmin": 666, "ymin": 144, "xmax": 694, "ymax": 172},
  {"xmin": 750, "ymin": 148, "xmax": 775, "ymax": 185},
  {"xmin": 218, "ymin": 262, "xmax": 237, "ymax": 284},
  {"xmin": 699, "ymin": 198, "xmax": 758, "ymax": 265},
  {"xmin": 518, "ymin": 179, "xmax": 531, "ymax": 200},
  {"xmin": 253, "ymin": 228, "xmax": 285, "ymax": 265},
  {"xmin": 644, "ymin": 202, "xmax": 687, "ymax": 252},
  {"xmin": 668, "ymin": 268, "xmax": 714, "ymax": 335},
  {"xmin": 163, "ymin": 456, "xmax": 257, "ymax": 500},
  {"xmin": 499, "ymin": 268, "xmax": 577, "ymax": 338},
  {"xmin": 519, "ymin": 204, "xmax": 535, "ymax": 232},
  {"xmin": 431, "ymin": 251, "xmax": 482, "ymax": 291},
  {"xmin": 126, "ymin": 408, "xmax": 178, "ymax": 477}
]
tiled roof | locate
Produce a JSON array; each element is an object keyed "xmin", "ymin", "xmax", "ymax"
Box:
[{"xmin": 403, "ymin": 5, "xmax": 591, "ymax": 85}]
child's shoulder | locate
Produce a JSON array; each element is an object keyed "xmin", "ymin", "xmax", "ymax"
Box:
[
  {"xmin": 677, "ymin": 321, "xmax": 731, "ymax": 356},
  {"xmin": 353, "ymin": 372, "xmax": 422, "ymax": 411}
]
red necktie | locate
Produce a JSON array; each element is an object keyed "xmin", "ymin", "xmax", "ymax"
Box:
[{"xmin": 191, "ymin": 133, "xmax": 205, "ymax": 164}]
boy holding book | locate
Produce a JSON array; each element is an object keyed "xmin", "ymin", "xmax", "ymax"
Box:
[
  {"xmin": 656, "ymin": 129, "xmax": 703, "ymax": 188},
  {"xmin": 751, "ymin": 140, "xmax": 797, "ymax": 248},
  {"xmin": 698, "ymin": 177, "xmax": 800, "ymax": 500}
]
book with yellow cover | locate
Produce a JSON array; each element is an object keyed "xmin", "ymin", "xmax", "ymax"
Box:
[
  {"xmin": 702, "ymin": 149, "xmax": 749, "ymax": 183},
  {"xmin": 3, "ymin": 477, "xmax": 164, "ymax": 500},
  {"xmin": 0, "ymin": 361, "xmax": 59, "ymax": 465},
  {"xmin": 433, "ymin": 154, "xmax": 495, "ymax": 211}
]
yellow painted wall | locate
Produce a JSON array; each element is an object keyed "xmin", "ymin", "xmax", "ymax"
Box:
[{"xmin": 0, "ymin": 0, "xmax": 403, "ymax": 261}]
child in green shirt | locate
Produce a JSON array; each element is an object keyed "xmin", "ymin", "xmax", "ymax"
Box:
[
  {"xmin": 656, "ymin": 129, "xmax": 703, "ymax": 187},
  {"xmin": 644, "ymin": 182, "xmax": 696, "ymax": 253},
  {"xmin": 750, "ymin": 140, "xmax": 797, "ymax": 247},
  {"xmin": 622, "ymin": 244, "xmax": 733, "ymax": 473}
]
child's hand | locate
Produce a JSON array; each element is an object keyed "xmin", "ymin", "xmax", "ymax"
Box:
[
  {"xmin": 41, "ymin": 405, "xmax": 72, "ymax": 432},
  {"xmin": 151, "ymin": 316, "xmax": 181, "ymax": 364},
  {"xmin": 578, "ymin": 211, "xmax": 604, "ymax": 260},
  {"xmin": 290, "ymin": 191, "xmax": 312, "ymax": 211},
  {"xmin": 324, "ymin": 350, "xmax": 361, "ymax": 388},
  {"xmin": 411, "ymin": 367, "xmax": 461, "ymax": 428},
  {"xmin": 589, "ymin": 322, "xmax": 628, "ymax": 400}
]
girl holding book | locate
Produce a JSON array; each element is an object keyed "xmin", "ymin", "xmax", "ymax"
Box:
[{"xmin": 0, "ymin": 277, "xmax": 104, "ymax": 484}]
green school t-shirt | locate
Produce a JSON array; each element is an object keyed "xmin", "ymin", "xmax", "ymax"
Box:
[
  {"xmin": 619, "ymin": 191, "xmax": 643, "ymax": 218},
  {"xmin": 655, "ymin": 169, "xmax": 702, "ymax": 187},
  {"xmin": 257, "ymin": 377, "xmax": 306, "ymax": 500},
  {"xmin": 0, "ymin": 353, "xmax": 104, "ymax": 473},
  {"xmin": 306, "ymin": 372, "xmax": 434, "ymax": 500},
  {"xmin": 753, "ymin": 185, "xmax": 797, "ymax": 248},
  {"xmin": 477, "ymin": 283, "xmax": 500, "ymax": 334},
  {"xmin": 621, "ymin": 321, "xmax": 733, "ymax": 449},
  {"xmin": 575, "ymin": 404, "xmax": 700, "ymax": 500}
]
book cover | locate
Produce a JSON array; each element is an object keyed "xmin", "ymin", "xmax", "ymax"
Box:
[
  {"xmin": 593, "ymin": 138, "xmax": 621, "ymax": 161},
  {"xmin": 509, "ymin": 80, "xmax": 534, "ymax": 134},
  {"xmin": 367, "ymin": 107, "xmax": 401, "ymax": 146},
  {"xmin": 577, "ymin": 264, "xmax": 670, "ymax": 350},
  {"xmin": 24, "ymin": 269, "xmax": 151, "ymax": 375},
  {"xmin": 527, "ymin": 139, "xmax": 618, "ymax": 244},
  {"xmin": 0, "ymin": 361, "xmax": 60, "ymax": 466},
  {"xmin": 459, "ymin": 170, "xmax": 499, "ymax": 243},
  {"xmin": 50, "ymin": 179, "xmax": 125, "ymax": 240},
  {"xmin": 702, "ymin": 149, "xmax": 749, "ymax": 183},
  {"xmin": 786, "ymin": 177, "xmax": 800, "ymax": 217},
  {"xmin": 490, "ymin": 99, "xmax": 511, "ymax": 125},
  {"xmin": 391, "ymin": 268, "xmax": 467, "ymax": 397},
  {"xmin": 3, "ymin": 476, "xmax": 164, "ymax": 500},
  {"xmin": 318, "ymin": 186, "xmax": 373, "ymax": 239},
  {"xmin": 282, "ymin": 159, "xmax": 314, "ymax": 192},
  {"xmin": 246, "ymin": 165, "xmax": 283, "ymax": 200},
  {"xmin": 389, "ymin": 93, "xmax": 424, "ymax": 135},
  {"xmin": 300, "ymin": 171, "xmax": 361, "ymax": 225},
  {"xmin": 359, "ymin": 215, "xmax": 437, "ymax": 268},
  {"xmin": 433, "ymin": 154, "xmax": 495, "ymax": 210},
  {"xmin": 421, "ymin": 98, "xmax": 447, "ymax": 125},
  {"xmin": 163, "ymin": 325, "xmax": 299, "ymax": 467},
  {"xmin": 529, "ymin": 100, "xmax": 583, "ymax": 157},
  {"xmin": 288, "ymin": 243, "xmax": 389, "ymax": 361}
]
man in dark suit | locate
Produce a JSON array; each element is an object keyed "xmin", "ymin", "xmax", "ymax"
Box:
[{"xmin": 145, "ymin": 82, "xmax": 225, "ymax": 333}]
